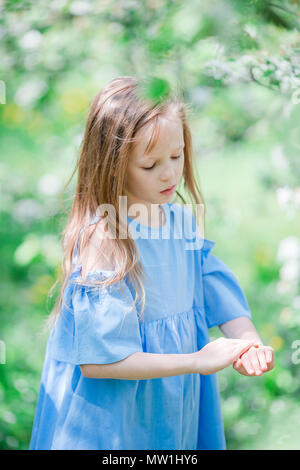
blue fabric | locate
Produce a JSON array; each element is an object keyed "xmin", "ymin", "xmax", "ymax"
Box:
[{"xmin": 29, "ymin": 202, "xmax": 252, "ymax": 450}]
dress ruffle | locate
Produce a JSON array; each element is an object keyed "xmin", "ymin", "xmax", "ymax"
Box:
[
  {"xmin": 48, "ymin": 266, "xmax": 144, "ymax": 365},
  {"xmin": 200, "ymin": 239, "xmax": 252, "ymax": 329}
]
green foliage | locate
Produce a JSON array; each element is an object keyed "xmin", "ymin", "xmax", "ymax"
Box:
[
  {"xmin": 0, "ymin": 0, "xmax": 299, "ymax": 450},
  {"xmin": 137, "ymin": 76, "xmax": 171, "ymax": 104}
]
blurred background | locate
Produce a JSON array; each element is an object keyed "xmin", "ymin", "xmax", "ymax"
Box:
[{"xmin": 0, "ymin": 0, "xmax": 300, "ymax": 450}]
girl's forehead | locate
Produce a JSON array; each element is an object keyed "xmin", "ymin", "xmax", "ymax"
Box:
[{"xmin": 130, "ymin": 116, "xmax": 184, "ymax": 160}]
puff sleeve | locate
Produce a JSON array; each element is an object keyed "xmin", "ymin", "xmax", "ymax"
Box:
[
  {"xmin": 201, "ymin": 239, "xmax": 253, "ymax": 329},
  {"xmin": 47, "ymin": 271, "xmax": 144, "ymax": 365}
]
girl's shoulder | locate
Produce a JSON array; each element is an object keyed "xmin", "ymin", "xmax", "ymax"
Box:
[{"xmin": 76, "ymin": 217, "xmax": 122, "ymax": 278}]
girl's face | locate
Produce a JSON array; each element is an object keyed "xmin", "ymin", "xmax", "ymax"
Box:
[{"xmin": 125, "ymin": 115, "xmax": 185, "ymax": 211}]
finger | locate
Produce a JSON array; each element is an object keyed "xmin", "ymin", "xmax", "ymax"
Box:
[
  {"xmin": 256, "ymin": 348, "xmax": 268, "ymax": 371},
  {"xmin": 266, "ymin": 353, "xmax": 275, "ymax": 370},
  {"xmin": 235, "ymin": 353, "xmax": 249, "ymax": 368},
  {"xmin": 235, "ymin": 341, "xmax": 256, "ymax": 357},
  {"xmin": 233, "ymin": 357, "xmax": 242, "ymax": 369},
  {"xmin": 248, "ymin": 348, "xmax": 263, "ymax": 375},
  {"xmin": 233, "ymin": 360, "xmax": 248, "ymax": 375},
  {"xmin": 240, "ymin": 354, "xmax": 256, "ymax": 375},
  {"xmin": 265, "ymin": 347, "xmax": 274, "ymax": 363},
  {"xmin": 232, "ymin": 362, "xmax": 243, "ymax": 374},
  {"xmin": 233, "ymin": 357, "xmax": 244, "ymax": 370}
]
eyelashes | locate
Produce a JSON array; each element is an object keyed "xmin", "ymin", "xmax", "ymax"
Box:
[{"xmin": 142, "ymin": 155, "xmax": 182, "ymax": 171}]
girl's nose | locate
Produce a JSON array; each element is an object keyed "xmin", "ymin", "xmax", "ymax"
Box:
[{"xmin": 160, "ymin": 166, "xmax": 176, "ymax": 182}]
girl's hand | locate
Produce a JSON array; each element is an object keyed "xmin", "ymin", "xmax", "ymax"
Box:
[
  {"xmin": 233, "ymin": 344, "xmax": 275, "ymax": 376},
  {"xmin": 192, "ymin": 337, "xmax": 256, "ymax": 375}
]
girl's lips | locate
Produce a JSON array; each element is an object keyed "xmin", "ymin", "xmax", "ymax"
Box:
[{"xmin": 160, "ymin": 185, "xmax": 175, "ymax": 194}]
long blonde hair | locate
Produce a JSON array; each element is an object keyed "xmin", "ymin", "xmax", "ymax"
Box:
[{"xmin": 45, "ymin": 76, "xmax": 206, "ymax": 330}]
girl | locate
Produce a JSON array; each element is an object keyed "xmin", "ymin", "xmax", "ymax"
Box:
[{"xmin": 29, "ymin": 76, "xmax": 274, "ymax": 450}]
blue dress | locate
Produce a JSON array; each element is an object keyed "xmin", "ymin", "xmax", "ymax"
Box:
[{"xmin": 29, "ymin": 202, "xmax": 252, "ymax": 450}]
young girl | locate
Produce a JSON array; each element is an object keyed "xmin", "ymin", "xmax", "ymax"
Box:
[{"xmin": 29, "ymin": 76, "xmax": 274, "ymax": 450}]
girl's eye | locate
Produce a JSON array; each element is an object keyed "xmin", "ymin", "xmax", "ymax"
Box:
[
  {"xmin": 142, "ymin": 156, "xmax": 181, "ymax": 171},
  {"xmin": 143, "ymin": 163, "xmax": 155, "ymax": 170}
]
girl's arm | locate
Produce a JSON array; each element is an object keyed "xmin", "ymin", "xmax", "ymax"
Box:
[
  {"xmin": 80, "ymin": 352, "xmax": 196, "ymax": 380},
  {"xmin": 219, "ymin": 317, "xmax": 275, "ymax": 376},
  {"xmin": 80, "ymin": 338, "xmax": 255, "ymax": 379},
  {"xmin": 218, "ymin": 316, "xmax": 263, "ymax": 344}
]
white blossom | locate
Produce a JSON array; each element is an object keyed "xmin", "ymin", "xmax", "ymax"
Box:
[
  {"xmin": 277, "ymin": 236, "xmax": 300, "ymax": 262},
  {"xmin": 244, "ymin": 24, "xmax": 257, "ymax": 39},
  {"xmin": 276, "ymin": 187, "xmax": 293, "ymax": 209},
  {"xmin": 69, "ymin": 1, "xmax": 93, "ymax": 15},
  {"xmin": 19, "ymin": 30, "xmax": 43, "ymax": 50},
  {"xmin": 40, "ymin": 234, "xmax": 62, "ymax": 266},
  {"xmin": 13, "ymin": 199, "xmax": 44, "ymax": 224},
  {"xmin": 14, "ymin": 79, "xmax": 48, "ymax": 108},
  {"xmin": 37, "ymin": 174, "xmax": 61, "ymax": 196},
  {"xmin": 280, "ymin": 260, "xmax": 300, "ymax": 282}
]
